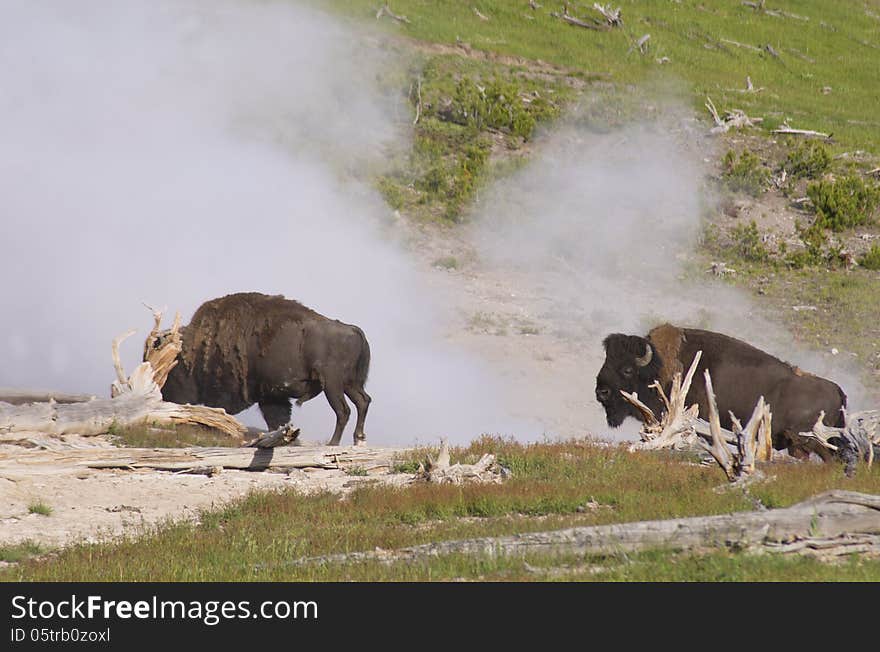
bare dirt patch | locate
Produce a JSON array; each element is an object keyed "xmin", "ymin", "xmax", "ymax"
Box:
[{"xmin": 0, "ymin": 437, "xmax": 413, "ymax": 550}]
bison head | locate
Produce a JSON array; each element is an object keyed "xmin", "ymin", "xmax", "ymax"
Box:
[{"xmin": 595, "ymin": 333, "xmax": 664, "ymax": 427}]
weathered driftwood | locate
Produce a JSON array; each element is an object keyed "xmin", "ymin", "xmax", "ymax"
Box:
[
  {"xmin": 0, "ymin": 444, "xmax": 398, "ymax": 475},
  {"xmin": 705, "ymin": 96, "xmax": 763, "ymax": 133},
  {"xmin": 550, "ymin": 6, "xmax": 609, "ymax": 31},
  {"xmin": 289, "ymin": 491, "xmax": 880, "ymax": 566},
  {"xmin": 699, "ymin": 370, "xmax": 772, "ymax": 481},
  {"xmin": 796, "ymin": 410, "xmax": 880, "ymax": 476},
  {"xmin": 375, "ymin": 4, "xmax": 410, "ymax": 24},
  {"xmin": 622, "ymin": 353, "xmax": 773, "ymax": 481},
  {"xmin": 420, "ymin": 439, "xmax": 506, "ymax": 485},
  {"xmin": 141, "ymin": 307, "xmax": 183, "ymax": 391},
  {"xmin": 592, "ymin": 3, "xmax": 622, "ymax": 27},
  {"xmin": 772, "ymin": 123, "xmax": 831, "ymax": 139},
  {"xmin": 246, "ymin": 423, "xmax": 302, "ymax": 449},
  {"xmin": 0, "ymin": 389, "xmax": 95, "ymax": 406},
  {"xmin": 0, "ymin": 363, "xmax": 246, "ymax": 439},
  {"xmin": 1, "ymin": 322, "xmax": 245, "ymax": 439},
  {"xmin": 628, "ymin": 33, "xmax": 650, "ymax": 55},
  {"xmin": 622, "ymin": 350, "xmax": 703, "ymax": 451}
]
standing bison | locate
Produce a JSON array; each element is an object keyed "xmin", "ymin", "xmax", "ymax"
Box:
[
  {"xmin": 150, "ymin": 292, "xmax": 371, "ymax": 446},
  {"xmin": 595, "ymin": 323, "xmax": 847, "ymax": 460}
]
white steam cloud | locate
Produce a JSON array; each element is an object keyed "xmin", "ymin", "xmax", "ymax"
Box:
[
  {"xmin": 470, "ymin": 112, "xmax": 869, "ymax": 436},
  {"xmin": 1, "ymin": 1, "xmax": 867, "ymax": 448},
  {"xmin": 0, "ymin": 0, "xmax": 537, "ymax": 446}
]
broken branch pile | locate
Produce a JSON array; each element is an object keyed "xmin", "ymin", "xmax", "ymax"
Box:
[
  {"xmin": 419, "ymin": 438, "xmax": 508, "ymax": 485},
  {"xmin": 622, "ymin": 351, "xmax": 878, "ymax": 479}
]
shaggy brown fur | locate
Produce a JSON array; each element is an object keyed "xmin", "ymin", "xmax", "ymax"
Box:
[
  {"xmin": 646, "ymin": 323, "xmax": 685, "ymax": 387},
  {"xmin": 156, "ymin": 292, "xmax": 372, "ymax": 445}
]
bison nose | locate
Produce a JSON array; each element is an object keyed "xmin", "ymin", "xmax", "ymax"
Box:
[{"xmin": 596, "ymin": 387, "xmax": 611, "ymax": 402}]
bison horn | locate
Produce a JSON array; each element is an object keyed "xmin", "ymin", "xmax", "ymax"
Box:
[{"xmin": 635, "ymin": 342, "xmax": 653, "ymax": 367}]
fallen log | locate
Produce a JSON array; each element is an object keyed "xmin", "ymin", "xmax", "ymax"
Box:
[
  {"xmin": 376, "ymin": 4, "xmax": 410, "ymax": 24},
  {"xmin": 0, "ymin": 444, "xmax": 399, "ymax": 474},
  {"xmin": 772, "ymin": 123, "xmax": 831, "ymax": 139},
  {"xmin": 1, "ymin": 320, "xmax": 245, "ymax": 440},
  {"xmin": 0, "ymin": 389, "xmax": 95, "ymax": 406},
  {"xmin": 287, "ymin": 491, "xmax": 880, "ymax": 566},
  {"xmin": 0, "ymin": 364, "xmax": 245, "ymax": 439},
  {"xmin": 551, "ymin": 6, "xmax": 609, "ymax": 31}
]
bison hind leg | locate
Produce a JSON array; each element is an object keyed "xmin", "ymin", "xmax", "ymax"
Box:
[
  {"xmin": 259, "ymin": 400, "xmax": 292, "ymax": 431},
  {"xmin": 345, "ymin": 386, "xmax": 371, "ymax": 444},
  {"xmin": 323, "ymin": 384, "xmax": 351, "ymax": 446}
]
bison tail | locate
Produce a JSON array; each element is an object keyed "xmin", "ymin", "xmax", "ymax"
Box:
[{"xmin": 354, "ymin": 327, "xmax": 371, "ymax": 387}]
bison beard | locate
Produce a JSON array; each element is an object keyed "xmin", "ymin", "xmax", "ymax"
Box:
[
  {"xmin": 154, "ymin": 292, "xmax": 371, "ymax": 446},
  {"xmin": 595, "ymin": 323, "xmax": 848, "ymax": 460}
]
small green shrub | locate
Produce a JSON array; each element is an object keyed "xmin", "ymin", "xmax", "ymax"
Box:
[
  {"xmin": 28, "ymin": 502, "xmax": 53, "ymax": 517},
  {"xmin": 443, "ymin": 77, "xmax": 554, "ymax": 140},
  {"xmin": 783, "ymin": 141, "xmax": 831, "ymax": 179},
  {"xmin": 722, "ymin": 150, "xmax": 770, "ymax": 197},
  {"xmin": 729, "ymin": 220, "xmax": 769, "ymax": 262},
  {"xmin": 346, "ymin": 466, "xmax": 369, "ymax": 477},
  {"xmin": 378, "ymin": 177, "xmax": 406, "ymax": 210},
  {"xmin": 807, "ymin": 175, "xmax": 880, "ymax": 231},
  {"xmin": 860, "ymin": 244, "xmax": 880, "ymax": 270},
  {"xmin": 785, "ymin": 221, "xmax": 828, "ymax": 268},
  {"xmin": 0, "ymin": 542, "xmax": 44, "ymax": 563},
  {"xmin": 391, "ymin": 460, "xmax": 423, "ymax": 474}
]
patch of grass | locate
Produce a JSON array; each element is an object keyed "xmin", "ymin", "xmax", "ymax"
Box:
[
  {"xmin": 108, "ymin": 422, "xmax": 242, "ymax": 448},
  {"xmin": 784, "ymin": 140, "xmax": 831, "ymax": 180},
  {"xmin": 0, "ymin": 542, "xmax": 45, "ymax": 564},
  {"xmin": 27, "ymin": 502, "xmax": 52, "ymax": 517},
  {"xmin": 432, "ymin": 255, "xmax": 459, "ymax": 270},
  {"xmin": 722, "ymin": 149, "xmax": 771, "ymax": 197},
  {"xmin": 859, "ymin": 244, "xmax": 880, "ymax": 270},
  {"xmin": 807, "ymin": 175, "xmax": 880, "ymax": 232},
  {"xmin": 346, "ymin": 466, "xmax": 369, "ymax": 477},
  {"xmin": 391, "ymin": 460, "xmax": 422, "ymax": 474},
  {"xmin": 5, "ymin": 438, "xmax": 880, "ymax": 581}
]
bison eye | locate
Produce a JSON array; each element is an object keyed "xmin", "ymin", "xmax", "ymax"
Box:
[{"xmin": 622, "ymin": 367, "xmax": 634, "ymax": 378}]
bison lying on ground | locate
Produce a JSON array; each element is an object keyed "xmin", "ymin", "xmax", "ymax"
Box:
[
  {"xmin": 149, "ymin": 292, "xmax": 371, "ymax": 446},
  {"xmin": 595, "ymin": 323, "xmax": 847, "ymax": 460}
]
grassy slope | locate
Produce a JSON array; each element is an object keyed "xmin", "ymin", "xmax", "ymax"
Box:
[
  {"xmin": 5, "ymin": 439, "xmax": 880, "ymax": 581},
  {"xmin": 331, "ymin": 0, "xmax": 880, "ymax": 150}
]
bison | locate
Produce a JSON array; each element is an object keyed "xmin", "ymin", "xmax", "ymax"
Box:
[
  {"xmin": 150, "ymin": 292, "xmax": 371, "ymax": 446},
  {"xmin": 595, "ymin": 323, "xmax": 847, "ymax": 460}
]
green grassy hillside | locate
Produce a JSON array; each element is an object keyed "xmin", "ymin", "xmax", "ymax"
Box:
[{"xmin": 332, "ymin": 0, "xmax": 880, "ymax": 150}]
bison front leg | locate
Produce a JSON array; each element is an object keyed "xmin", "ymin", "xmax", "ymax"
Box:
[
  {"xmin": 259, "ymin": 400, "xmax": 292, "ymax": 431},
  {"xmin": 323, "ymin": 385, "xmax": 351, "ymax": 446}
]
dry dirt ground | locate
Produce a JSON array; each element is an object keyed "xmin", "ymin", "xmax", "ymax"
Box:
[{"xmin": 0, "ymin": 436, "xmax": 414, "ymax": 551}]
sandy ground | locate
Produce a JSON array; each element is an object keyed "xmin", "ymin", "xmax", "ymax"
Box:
[{"xmin": 0, "ymin": 437, "xmax": 416, "ymax": 550}]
